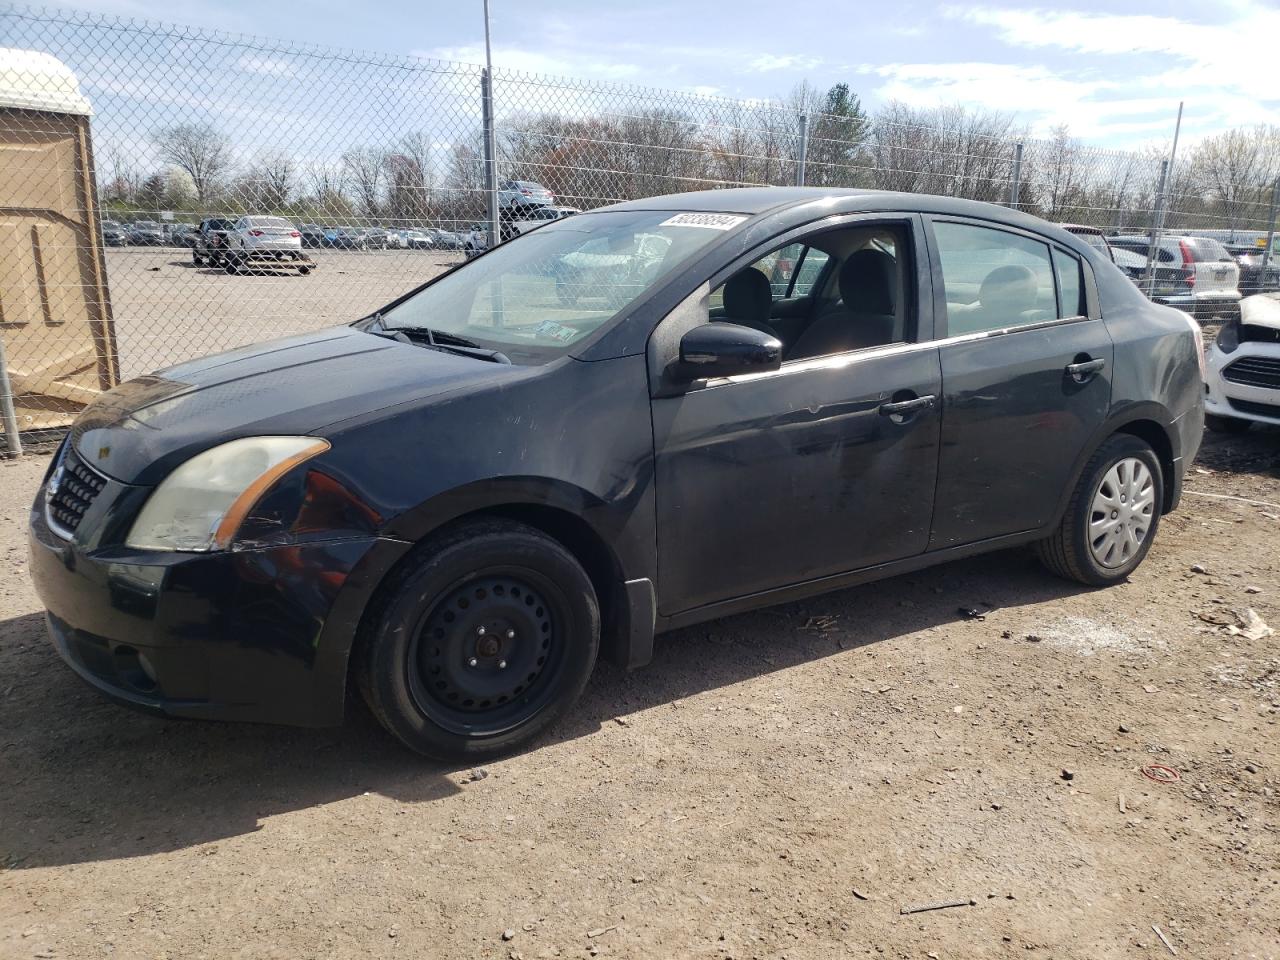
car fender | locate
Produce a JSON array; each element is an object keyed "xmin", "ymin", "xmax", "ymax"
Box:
[{"xmin": 1050, "ymin": 400, "xmax": 1182, "ymax": 527}]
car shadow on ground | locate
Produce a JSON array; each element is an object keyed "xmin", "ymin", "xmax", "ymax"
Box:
[
  {"xmin": 1194, "ymin": 425, "xmax": 1280, "ymax": 479},
  {"xmin": 0, "ymin": 548, "xmax": 1086, "ymax": 870}
]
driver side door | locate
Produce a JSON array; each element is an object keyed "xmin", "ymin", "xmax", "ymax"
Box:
[{"xmin": 650, "ymin": 215, "xmax": 942, "ymax": 616}]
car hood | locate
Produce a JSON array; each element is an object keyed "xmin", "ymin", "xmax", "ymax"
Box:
[
  {"xmin": 1240, "ymin": 294, "xmax": 1280, "ymax": 330},
  {"xmin": 70, "ymin": 326, "xmax": 522, "ymax": 485}
]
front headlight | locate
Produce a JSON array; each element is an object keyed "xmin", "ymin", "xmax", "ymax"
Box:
[
  {"xmin": 126, "ymin": 436, "xmax": 330, "ymax": 552},
  {"xmin": 1215, "ymin": 317, "xmax": 1240, "ymax": 355}
]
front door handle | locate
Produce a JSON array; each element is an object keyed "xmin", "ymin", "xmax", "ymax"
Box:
[
  {"xmin": 879, "ymin": 394, "xmax": 937, "ymax": 417},
  {"xmin": 1065, "ymin": 357, "xmax": 1106, "ymax": 381}
]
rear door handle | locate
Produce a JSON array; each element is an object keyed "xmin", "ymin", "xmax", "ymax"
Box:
[
  {"xmin": 1065, "ymin": 358, "xmax": 1106, "ymax": 380},
  {"xmin": 879, "ymin": 395, "xmax": 936, "ymax": 417}
]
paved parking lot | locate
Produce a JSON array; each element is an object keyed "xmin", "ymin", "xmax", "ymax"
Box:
[
  {"xmin": 105, "ymin": 247, "xmax": 462, "ymax": 379},
  {"xmin": 1, "ymin": 429, "xmax": 1277, "ymax": 959}
]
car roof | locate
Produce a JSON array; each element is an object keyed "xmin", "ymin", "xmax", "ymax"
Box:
[{"xmin": 604, "ymin": 186, "xmax": 1091, "ymax": 251}]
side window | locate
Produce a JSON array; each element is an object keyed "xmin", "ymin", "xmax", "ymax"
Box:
[
  {"xmin": 933, "ymin": 222, "xmax": 1057, "ymax": 336},
  {"xmin": 1053, "ymin": 248, "xmax": 1084, "ymax": 317},
  {"xmin": 792, "ymin": 248, "xmax": 831, "ymax": 297},
  {"xmin": 707, "ymin": 224, "xmax": 908, "ymax": 361}
]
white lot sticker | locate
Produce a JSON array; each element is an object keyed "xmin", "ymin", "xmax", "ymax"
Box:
[{"xmin": 659, "ymin": 213, "xmax": 747, "ymax": 231}]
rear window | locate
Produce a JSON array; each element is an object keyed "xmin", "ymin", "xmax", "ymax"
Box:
[
  {"xmin": 247, "ymin": 216, "xmax": 294, "ymax": 229},
  {"xmin": 207, "ymin": 219, "xmax": 233, "ymax": 230},
  {"xmin": 1183, "ymin": 237, "xmax": 1232, "ymax": 263}
]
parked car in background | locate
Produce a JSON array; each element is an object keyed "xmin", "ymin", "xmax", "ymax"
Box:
[
  {"xmin": 100, "ymin": 220, "xmax": 126, "ymax": 246},
  {"xmin": 383, "ymin": 228, "xmax": 408, "ymax": 249},
  {"xmin": 127, "ymin": 220, "xmax": 165, "ymax": 246},
  {"xmin": 361, "ymin": 228, "xmax": 388, "ymax": 250},
  {"xmin": 509, "ymin": 205, "xmax": 580, "ymax": 237},
  {"xmin": 463, "ymin": 222, "xmax": 488, "ymax": 258},
  {"xmin": 1107, "ymin": 234, "xmax": 1241, "ymax": 319},
  {"xmin": 426, "ymin": 227, "xmax": 461, "ymax": 249},
  {"xmin": 228, "ymin": 215, "xmax": 302, "ymax": 257},
  {"xmin": 1204, "ymin": 294, "xmax": 1280, "ymax": 432},
  {"xmin": 323, "ymin": 225, "xmax": 368, "ymax": 250},
  {"xmin": 498, "ymin": 179, "xmax": 554, "ymax": 209},
  {"xmin": 298, "ymin": 224, "xmax": 326, "ymax": 248},
  {"xmin": 403, "ymin": 229, "xmax": 433, "ymax": 250},
  {"xmin": 1224, "ymin": 240, "xmax": 1280, "ymax": 295},
  {"xmin": 191, "ymin": 218, "xmax": 236, "ymax": 266},
  {"xmin": 1061, "ymin": 224, "xmax": 1114, "ymax": 262},
  {"xmin": 29, "ymin": 187, "xmax": 1204, "ymax": 760},
  {"xmin": 169, "ymin": 223, "xmax": 196, "ymax": 247}
]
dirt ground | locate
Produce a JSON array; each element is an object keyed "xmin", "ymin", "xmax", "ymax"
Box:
[{"xmin": 1, "ymin": 427, "xmax": 1278, "ymax": 960}]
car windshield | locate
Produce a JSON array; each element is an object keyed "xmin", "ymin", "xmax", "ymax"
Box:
[
  {"xmin": 248, "ymin": 216, "xmax": 293, "ymax": 228},
  {"xmin": 378, "ymin": 210, "xmax": 741, "ymax": 362}
]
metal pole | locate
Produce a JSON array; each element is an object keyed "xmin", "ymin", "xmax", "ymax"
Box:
[
  {"xmin": 1146, "ymin": 103, "xmax": 1183, "ymax": 298},
  {"xmin": 0, "ymin": 334, "xmax": 23, "ymax": 457},
  {"xmin": 1260, "ymin": 176, "xmax": 1279, "ymax": 291},
  {"xmin": 1144, "ymin": 159, "xmax": 1169, "ymax": 297},
  {"xmin": 1008, "ymin": 142, "xmax": 1023, "ymax": 209},
  {"xmin": 795, "ymin": 113, "xmax": 808, "ymax": 187},
  {"xmin": 482, "ymin": 0, "xmax": 500, "ymax": 250}
]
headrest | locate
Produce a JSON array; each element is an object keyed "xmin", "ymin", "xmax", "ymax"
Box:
[
  {"xmin": 979, "ymin": 264, "xmax": 1038, "ymax": 314},
  {"xmin": 839, "ymin": 249, "xmax": 896, "ymax": 316},
  {"xmin": 722, "ymin": 267, "xmax": 773, "ymax": 326}
]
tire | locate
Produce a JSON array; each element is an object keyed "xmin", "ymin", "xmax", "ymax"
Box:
[
  {"xmin": 1036, "ymin": 434, "xmax": 1164, "ymax": 586},
  {"xmin": 1205, "ymin": 413, "xmax": 1251, "ymax": 435},
  {"xmin": 192, "ymin": 249, "xmax": 205, "ymax": 266},
  {"xmin": 357, "ymin": 519, "xmax": 600, "ymax": 760},
  {"xmin": 298, "ymin": 265, "xmax": 312, "ymax": 276}
]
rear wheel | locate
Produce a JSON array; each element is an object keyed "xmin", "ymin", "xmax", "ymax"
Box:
[
  {"xmin": 1205, "ymin": 413, "xmax": 1251, "ymax": 435},
  {"xmin": 192, "ymin": 249, "xmax": 205, "ymax": 266},
  {"xmin": 357, "ymin": 520, "xmax": 599, "ymax": 760},
  {"xmin": 1037, "ymin": 434, "xmax": 1163, "ymax": 586}
]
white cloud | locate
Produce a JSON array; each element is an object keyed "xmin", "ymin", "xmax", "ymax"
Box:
[
  {"xmin": 747, "ymin": 53, "xmax": 823, "ymax": 73},
  {"xmin": 417, "ymin": 43, "xmax": 642, "ymax": 82}
]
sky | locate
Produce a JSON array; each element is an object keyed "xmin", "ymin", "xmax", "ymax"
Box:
[{"xmin": 14, "ymin": 0, "xmax": 1280, "ymax": 150}]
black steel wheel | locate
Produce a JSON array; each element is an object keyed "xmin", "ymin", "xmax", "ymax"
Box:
[{"xmin": 357, "ymin": 519, "xmax": 599, "ymax": 759}]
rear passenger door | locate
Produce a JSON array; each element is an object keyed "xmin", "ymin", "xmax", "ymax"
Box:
[{"xmin": 925, "ymin": 218, "xmax": 1113, "ymax": 549}]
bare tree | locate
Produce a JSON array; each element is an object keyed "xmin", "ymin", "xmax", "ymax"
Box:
[
  {"xmin": 384, "ymin": 132, "xmax": 436, "ymax": 221},
  {"xmin": 305, "ymin": 162, "xmax": 351, "ymax": 220},
  {"xmin": 242, "ymin": 150, "xmax": 296, "ymax": 211},
  {"xmin": 153, "ymin": 123, "xmax": 232, "ymax": 205},
  {"xmin": 342, "ymin": 146, "xmax": 387, "ymax": 219},
  {"xmin": 1187, "ymin": 125, "xmax": 1280, "ymax": 232}
]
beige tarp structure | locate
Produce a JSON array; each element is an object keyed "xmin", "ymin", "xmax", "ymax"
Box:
[{"xmin": 0, "ymin": 48, "xmax": 117, "ymax": 446}]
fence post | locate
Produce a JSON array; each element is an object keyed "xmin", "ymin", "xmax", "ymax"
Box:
[
  {"xmin": 1008, "ymin": 142, "xmax": 1023, "ymax": 209},
  {"xmin": 795, "ymin": 113, "xmax": 808, "ymax": 186},
  {"xmin": 480, "ymin": 67, "xmax": 500, "ymax": 250},
  {"xmin": 1261, "ymin": 176, "xmax": 1279, "ymax": 288},
  {"xmin": 0, "ymin": 333, "xmax": 22, "ymax": 458},
  {"xmin": 1144, "ymin": 158, "xmax": 1170, "ymax": 297}
]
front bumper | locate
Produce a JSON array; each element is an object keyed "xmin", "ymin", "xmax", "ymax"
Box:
[
  {"xmin": 1205, "ymin": 340, "xmax": 1280, "ymax": 425},
  {"xmin": 29, "ymin": 503, "xmax": 410, "ymax": 727}
]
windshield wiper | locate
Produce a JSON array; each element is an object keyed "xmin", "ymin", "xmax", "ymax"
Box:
[{"xmin": 365, "ymin": 313, "xmax": 511, "ymax": 364}]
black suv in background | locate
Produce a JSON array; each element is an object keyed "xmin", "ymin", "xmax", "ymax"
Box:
[
  {"xmin": 1225, "ymin": 241, "xmax": 1280, "ymax": 295},
  {"xmin": 191, "ymin": 218, "xmax": 235, "ymax": 266}
]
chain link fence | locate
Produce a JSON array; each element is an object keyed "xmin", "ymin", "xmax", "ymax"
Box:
[{"xmin": 2, "ymin": 4, "xmax": 1279, "ymax": 448}]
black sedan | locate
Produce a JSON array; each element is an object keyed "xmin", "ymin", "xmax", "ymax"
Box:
[{"xmin": 29, "ymin": 188, "xmax": 1205, "ymax": 759}]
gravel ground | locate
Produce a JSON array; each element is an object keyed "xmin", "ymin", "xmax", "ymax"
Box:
[
  {"xmin": 104, "ymin": 247, "xmax": 462, "ymax": 379},
  {"xmin": 1, "ymin": 429, "xmax": 1278, "ymax": 960}
]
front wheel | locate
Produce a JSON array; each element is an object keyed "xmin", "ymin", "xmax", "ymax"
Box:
[
  {"xmin": 1037, "ymin": 434, "xmax": 1164, "ymax": 586},
  {"xmin": 357, "ymin": 520, "xmax": 599, "ymax": 760}
]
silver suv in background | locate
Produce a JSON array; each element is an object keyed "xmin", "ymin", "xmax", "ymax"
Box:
[{"xmin": 1107, "ymin": 234, "xmax": 1241, "ymax": 319}]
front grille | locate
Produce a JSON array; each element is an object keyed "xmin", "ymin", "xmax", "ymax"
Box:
[
  {"xmin": 1222, "ymin": 356, "xmax": 1280, "ymax": 390},
  {"xmin": 1228, "ymin": 398, "xmax": 1280, "ymax": 420},
  {"xmin": 46, "ymin": 443, "xmax": 108, "ymax": 538},
  {"xmin": 1240, "ymin": 324, "xmax": 1280, "ymax": 345}
]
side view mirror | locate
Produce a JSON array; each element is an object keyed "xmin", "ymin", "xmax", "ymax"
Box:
[{"xmin": 675, "ymin": 322, "xmax": 782, "ymax": 381}]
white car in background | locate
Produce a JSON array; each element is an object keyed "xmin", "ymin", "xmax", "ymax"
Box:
[
  {"xmin": 230, "ymin": 215, "xmax": 302, "ymax": 257},
  {"xmin": 1204, "ymin": 294, "xmax": 1280, "ymax": 433}
]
